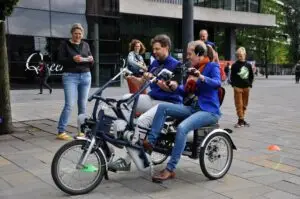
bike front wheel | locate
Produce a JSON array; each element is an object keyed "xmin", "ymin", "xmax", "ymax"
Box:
[{"xmin": 51, "ymin": 140, "xmax": 106, "ymax": 195}]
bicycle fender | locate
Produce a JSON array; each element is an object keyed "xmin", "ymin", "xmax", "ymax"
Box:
[{"xmin": 200, "ymin": 129, "xmax": 237, "ymax": 150}]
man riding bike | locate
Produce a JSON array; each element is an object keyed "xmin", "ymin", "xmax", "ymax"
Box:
[{"xmin": 109, "ymin": 34, "xmax": 183, "ymax": 171}]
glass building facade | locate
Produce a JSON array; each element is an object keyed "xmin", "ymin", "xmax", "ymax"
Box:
[
  {"xmin": 149, "ymin": 0, "xmax": 260, "ymax": 12},
  {"xmin": 6, "ymin": 0, "xmax": 263, "ymax": 88},
  {"xmin": 6, "ymin": 0, "xmax": 120, "ymax": 87}
]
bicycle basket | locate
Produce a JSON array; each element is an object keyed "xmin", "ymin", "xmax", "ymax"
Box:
[{"xmin": 96, "ymin": 109, "xmax": 116, "ymax": 136}]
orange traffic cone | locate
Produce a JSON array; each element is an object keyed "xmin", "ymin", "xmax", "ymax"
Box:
[{"xmin": 268, "ymin": 145, "xmax": 281, "ymax": 151}]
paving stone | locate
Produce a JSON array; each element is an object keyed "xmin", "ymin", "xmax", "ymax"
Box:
[
  {"xmin": 199, "ymin": 174, "xmax": 259, "ymax": 193},
  {"xmin": 147, "ymin": 183, "xmax": 213, "ymax": 199},
  {"xmin": 268, "ymin": 155, "xmax": 300, "ymax": 169},
  {"xmin": 0, "ymin": 182, "xmax": 60, "ymax": 199},
  {"xmin": 284, "ymin": 176, "xmax": 300, "ymax": 186},
  {"xmin": 1, "ymin": 171, "xmax": 43, "ymax": 187},
  {"xmin": 12, "ymin": 122, "xmax": 30, "ymax": 128},
  {"xmin": 170, "ymin": 168, "xmax": 209, "ymax": 184},
  {"xmin": 240, "ymin": 167, "xmax": 280, "ymax": 178},
  {"xmin": 269, "ymin": 180, "xmax": 300, "ymax": 196},
  {"xmin": 28, "ymin": 130, "xmax": 52, "ymax": 137},
  {"xmin": 32, "ymin": 151, "xmax": 54, "ymax": 165},
  {"xmin": 118, "ymin": 177, "xmax": 165, "ymax": 193},
  {"xmin": 6, "ymin": 140, "xmax": 41, "ymax": 151},
  {"xmin": 0, "ymin": 178, "xmax": 12, "ymax": 191},
  {"xmin": 203, "ymin": 194, "xmax": 232, "ymax": 199},
  {"xmin": 263, "ymin": 190, "xmax": 300, "ymax": 199},
  {"xmin": 98, "ymin": 186, "xmax": 146, "ymax": 199},
  {"xmin": 228, "ymin": 159, "xmax": 261, "ymax": 176},
  {"xmin": 0, "ymin": 164, "xmax": 24, "ymax": 176},
  {"xmin": 0, "ymin": 156, "xmax": 11, "ymax": 167},
  {"xmin": 0, "ymin": 134, "xmax": 15, "ymax": 142},
  {"xmin": 11, "ymin": 132, "xmax": 35, "ymax": 140},
  {"xmin": 249, "ymin": 172, "xmax": 296, "ymax": 185},
  {"xmin": 3, "ymin": 154, "xmax": 47, "ymax": 170},
  {"xmin": 222, "ymin": 185, "xmax": 275, "ymax": 199},
  {"xmin": 255, "ymin": 160, "xmax": 298, "ymax": 173}
]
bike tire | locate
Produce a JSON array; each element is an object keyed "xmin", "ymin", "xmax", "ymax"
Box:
[
  {"xmin": 51, "ymin": 140, "xmax": 106, "ymax": 195},
  {"xmin": 199, "ymin": 132, "xmax": 233, "ymax": 180}
]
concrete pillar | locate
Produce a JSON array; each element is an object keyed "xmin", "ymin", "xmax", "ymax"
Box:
[
  {"xmin": 93, "ymin": 22, "xmax": 100, "ymax": 87},
  {"xmin": 182, "ymin": 0, "xmax": 194, "ymax": 61},
  {"xmin": 224, "ymin": 27, "xmax": 236, "ymax": 61},
  {"xmin": 231, "ymin": 0, "xmax": 236, "ymax": 10}
]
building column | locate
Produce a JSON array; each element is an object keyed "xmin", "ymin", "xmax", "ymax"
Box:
[
  {"xmin": 93, "ymin": 22, "xmax": 100, "ymax": 87},
  {"xmin": 231, "ymin": 0, "xmax": 236, "ymax": 10},
  {"xmin": 182, "ymin": 0, "xmax": 194, "ymax": 61},
  {"xmin": 224, "ymin": 27, "xmax": 236, "ymax": 61}
]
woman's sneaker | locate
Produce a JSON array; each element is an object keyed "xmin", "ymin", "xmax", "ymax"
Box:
[
  {"xmin": 77, "ymin": 132, "xmax": 85, "ymax": 137},
  {"xmin": 56, "ymin": 132, "xmax": 73, "ymax": 141}
]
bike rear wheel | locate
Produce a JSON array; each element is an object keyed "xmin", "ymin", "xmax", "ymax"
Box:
[
  {"xmin": 51, "ymin": 140, "xmax": 106, "ymax": 195},
  {"xmin": 199, "ymin": 132, "xmax": 233, "ymax": 180}
]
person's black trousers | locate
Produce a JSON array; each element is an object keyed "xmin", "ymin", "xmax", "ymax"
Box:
[{"xmin": 39, "ymin": 75, "xmax": 52, "ymax": 93}]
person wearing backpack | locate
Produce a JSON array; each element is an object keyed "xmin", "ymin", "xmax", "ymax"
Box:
[
  {"xmin": 38, "ymin": 61, "xmax": 52, "ymax": 94},
  {"xmin": 230, "ymin": 47, "xmax": 254, "ymax": 128},
  {"xmin": 294, "ymin": 61, "xmax": 300, "ymax": 84}
]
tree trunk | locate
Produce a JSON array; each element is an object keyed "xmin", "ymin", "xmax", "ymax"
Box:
[{"xmin": 0, "ymin": 21, "xmax": 13, "ymax": 134}]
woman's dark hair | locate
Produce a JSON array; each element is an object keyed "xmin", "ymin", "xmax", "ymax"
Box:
[
  {"xmin": 129, "ymin": 39, "xmax": 146, "ymax": 54},
  {"xmin": 150, "ymin": 34, "xmax": 171, "ymax": 49}
]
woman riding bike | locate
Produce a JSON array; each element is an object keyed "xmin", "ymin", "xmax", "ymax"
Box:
[{"xmin": 143, "ymin": 40, "xmax": 222, "ymax": 182}]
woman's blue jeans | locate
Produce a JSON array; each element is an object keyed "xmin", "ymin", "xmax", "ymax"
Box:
[
  {"xmin": 148, "ymin": 103, "xmax": 220, "ymax": 171},
  {"xmin": 57, "ymin": 72, "xmax": 91, "ymax": 133}
]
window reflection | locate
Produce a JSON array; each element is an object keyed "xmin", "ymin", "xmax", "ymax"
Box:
[
  {"xmin": 50, "ymin": 0, "xmax": 86, "ymax": 14},
  {"xmin": 7, "ymin": 8, "xmax": 50, "ymax": 37},
  {"xmin": 235, "ymin": 0, "xmax": 248, "ymax": 11},
  {"xmin": 194, "ymin": 0, "xmax": 259, "ymax": 12},
  {"xmin": 16, "ymin": 0, "xmax": 50, "ymax": 10},
  {"xmin": 50, "ymin": 12, "xmax": 87, "ymax": 38},
  {"xmin": 249, "ymin": 0, "xmax": 259, "ymax": 12}
]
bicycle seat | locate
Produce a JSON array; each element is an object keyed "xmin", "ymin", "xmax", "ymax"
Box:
[{"xmin": 197, "ymin": 123, "xmax": 219, "ymax": 131}]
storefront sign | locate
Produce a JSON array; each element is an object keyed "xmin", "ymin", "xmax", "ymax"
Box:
[{"xmin": 25, "ymin": 52, "xmax": 63, "ymax": 74}]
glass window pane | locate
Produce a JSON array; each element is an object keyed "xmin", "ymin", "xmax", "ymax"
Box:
[
  {"xmin": 7, "ymin": 8, "xmax": 50, "ymax": 37},
  {"xmin": 50, "ymin": 0, "xmax": 86, "ymax": 14},
  {"xmin": 50, "ymin": 12, "xmax": 87, "ymax": 38},
  {"xmin": 235, "ymin": 0, "xmax": 248, "ymax": 12},
  {"xmin": 250, "ymin": 0, "xmax": 259, "ymax": 12},
  {"xmin": 16, "ymin": 0, "xmax": 50, "ymax": 10}
]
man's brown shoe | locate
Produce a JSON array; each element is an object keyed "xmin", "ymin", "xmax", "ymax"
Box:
[{"xmin": 152, "ymin": 169, "xmax": 175, "ymax": 183}]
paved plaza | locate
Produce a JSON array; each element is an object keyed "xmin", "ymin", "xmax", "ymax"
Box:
[{"xmin": 1, "ymin": 75, "xmax": 300, "ymax": 198}]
